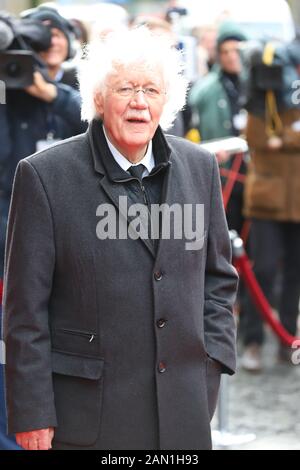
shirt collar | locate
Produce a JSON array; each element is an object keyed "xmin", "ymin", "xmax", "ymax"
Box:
[
  {"xmin": 89, "ymin": 119, "xmax": 172, "ymax": 182},
  {"xmin": 102, "ymin": 125, "xmax": 155, "ymax": 176}
]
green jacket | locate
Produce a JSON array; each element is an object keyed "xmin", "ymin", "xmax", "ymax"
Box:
[{"xmin": 189, "ymin": 70, "xmax": 233, "ymax": 141}]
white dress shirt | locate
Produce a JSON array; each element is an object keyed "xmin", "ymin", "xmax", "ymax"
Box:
[{"xmin": 102, "ymin": 125, "xmax": 155, "ymax": 177}]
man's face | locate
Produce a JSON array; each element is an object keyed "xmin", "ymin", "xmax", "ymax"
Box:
[
  {"xmin": 219, "ymin": 40, "xmax": 241, "ymax": 74},
  {"xmin": 94, "ymin": 64, "xmax": 166, "ymax": 160},
  {"xmin": 39, "ymin": 27, "xmax": 68, "ymax": 69}
]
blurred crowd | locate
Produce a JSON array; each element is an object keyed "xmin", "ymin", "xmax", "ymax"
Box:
[{"xmin": 1, "ymin": 0, "xmax": 300, "ymax": 449}]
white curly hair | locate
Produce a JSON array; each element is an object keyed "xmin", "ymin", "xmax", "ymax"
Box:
[{"xmin": 78, "ymin": 27, "xmax": 188, "ymax": 130}]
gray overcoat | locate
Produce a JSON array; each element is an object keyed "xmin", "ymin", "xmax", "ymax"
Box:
[{"xmin": 3, "ymin": 124, "xmax": 238, "ymax": 450}]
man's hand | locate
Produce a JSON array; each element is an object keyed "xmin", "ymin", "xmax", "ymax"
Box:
[
  {"xmin": 16, "ymin": 427, "xmax": 54, "ymax": 450},
  {"xmin": 25, "ymin": 71, "xmax": 58, "ymax": 103}
]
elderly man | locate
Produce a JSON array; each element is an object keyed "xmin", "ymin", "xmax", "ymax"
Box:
[{"xmin": 3, "ymin": 28, "xmax": 238, "ymax": 450}]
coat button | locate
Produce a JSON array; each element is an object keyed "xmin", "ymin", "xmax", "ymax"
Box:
[
  {"xmin": 218, "ymin": 98, "xmax": 227, "ymax": 109},
  {"xmin": 154, "ymin": 271, "xmax": 163, "ymax": 281},
  {"xmin": 157, "ymin": 319, "xmax": 166, "ymax": 328},
  {"xmin": 158, "ymin": 361, "xmax": 166, "ymax": 373}
]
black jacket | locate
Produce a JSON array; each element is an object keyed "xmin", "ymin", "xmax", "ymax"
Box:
[{"xmin": 0, "ymin": 82, "xmax": 87, "ymax": 276}]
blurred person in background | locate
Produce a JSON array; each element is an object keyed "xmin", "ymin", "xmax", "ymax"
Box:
[
  {"xmin": 188, "ymin": 21, "xmax": 247, "ymax": 234},
  {"xmin": 0, "ymin": 5, "xmax": 86, "ymax": 279},
  {"xmin": 53, "ymin": 17, "xmax": 90, "ymax": 90},
  {"xmin": 0, "ymin": 5, "xmax": 86, "ymax": 449},
  {"xmin": 23, "ymin": 5, "xmax": 81, "ymax": 89},
  {"xmin": 192, "ymin": 25, "xmax": 217, "ymax": 77},
  {"xmin": 240, "ymin": 39, "xmax": 300, "ymax": 371}
]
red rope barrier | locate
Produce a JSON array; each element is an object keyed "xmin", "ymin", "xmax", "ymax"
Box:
[
  {"xmin": 222, "ymin": 152, "xmax": 244, "ymax": 211},
  {"xmin": 220, "ymin": 167, "xmax": 246, "ymax": 184},
  {"xmin": 240, "ymin": 219, "xmax": 251, "ymax": 246},
  {"xmin": 234, "ymin": 251, "xmax": 299, "ymax": 346},
  {"xmin": 219, "ymin": 152, "xmax": 298, "ymax": 347}
]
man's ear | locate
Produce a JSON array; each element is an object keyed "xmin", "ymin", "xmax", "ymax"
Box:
[{"xmin": 94, "ymin": 92, "xmax": 104, "ymax": 116}]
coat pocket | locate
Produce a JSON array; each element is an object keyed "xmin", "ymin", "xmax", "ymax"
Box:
[
  {"xmin": 52, "ymin": 328, "xmax": 99, "ymax": 356},
  {"xmin": 52, "ymin": 350, "xmax": 104, "ymax": 446}
]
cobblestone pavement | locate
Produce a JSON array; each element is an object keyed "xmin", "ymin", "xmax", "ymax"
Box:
[{"xmin": 212, "ymin": 331, "xmax": 300, "ymax": 450}]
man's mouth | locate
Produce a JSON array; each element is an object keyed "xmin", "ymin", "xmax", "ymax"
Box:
[{"xmin": 126, "ymin": 117, "xmax": 149, "ymax": 124}]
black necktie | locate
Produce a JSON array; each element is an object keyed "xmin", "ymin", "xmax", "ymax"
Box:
[{"xmin": 128, "ymin": 164, "xmax": 145, "ymax": 181}]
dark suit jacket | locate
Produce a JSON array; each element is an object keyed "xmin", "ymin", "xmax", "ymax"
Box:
[{"xmin": 3, "ymin": 123, "xmax": 238, "ymax": 450}]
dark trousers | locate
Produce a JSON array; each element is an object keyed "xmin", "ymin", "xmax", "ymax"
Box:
[{"xmin": 240, "ymin": 219, "xmax": 300, "ymax": 345}]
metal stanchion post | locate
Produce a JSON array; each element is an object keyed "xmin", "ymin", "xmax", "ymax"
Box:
[
  {"xmin": 218, "ymin": 374, "xmax": 229, "ymax": 433},
  {"xmin": 211, "ymin": 232, "xmax": 256, "ymax": 449},
  {"xmin": 212, "ymin": 375, "xmax": 256, "ymax": 448}
]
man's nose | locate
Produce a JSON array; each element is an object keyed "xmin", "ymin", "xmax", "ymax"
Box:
[{"xmin": 130, "ymin": 90, "xmax": 148, "ymax": 108}]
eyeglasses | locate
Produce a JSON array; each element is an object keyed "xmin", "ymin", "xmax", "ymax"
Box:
[{"xmin": 110, "ymin": 85, "xmax": 166, "ymax": 99}]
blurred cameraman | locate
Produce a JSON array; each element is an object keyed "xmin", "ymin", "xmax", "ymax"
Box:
[
  {"xmin": 0, "ymin": 7, "xmax": 86, "ymax": 449},
  {"xmin": 23, "ymin": 5, "xmax": 80, "ymax": 89},
  {"xmin": 0, "ymin": 6, "xmax": 87, "ymax": 279}
]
